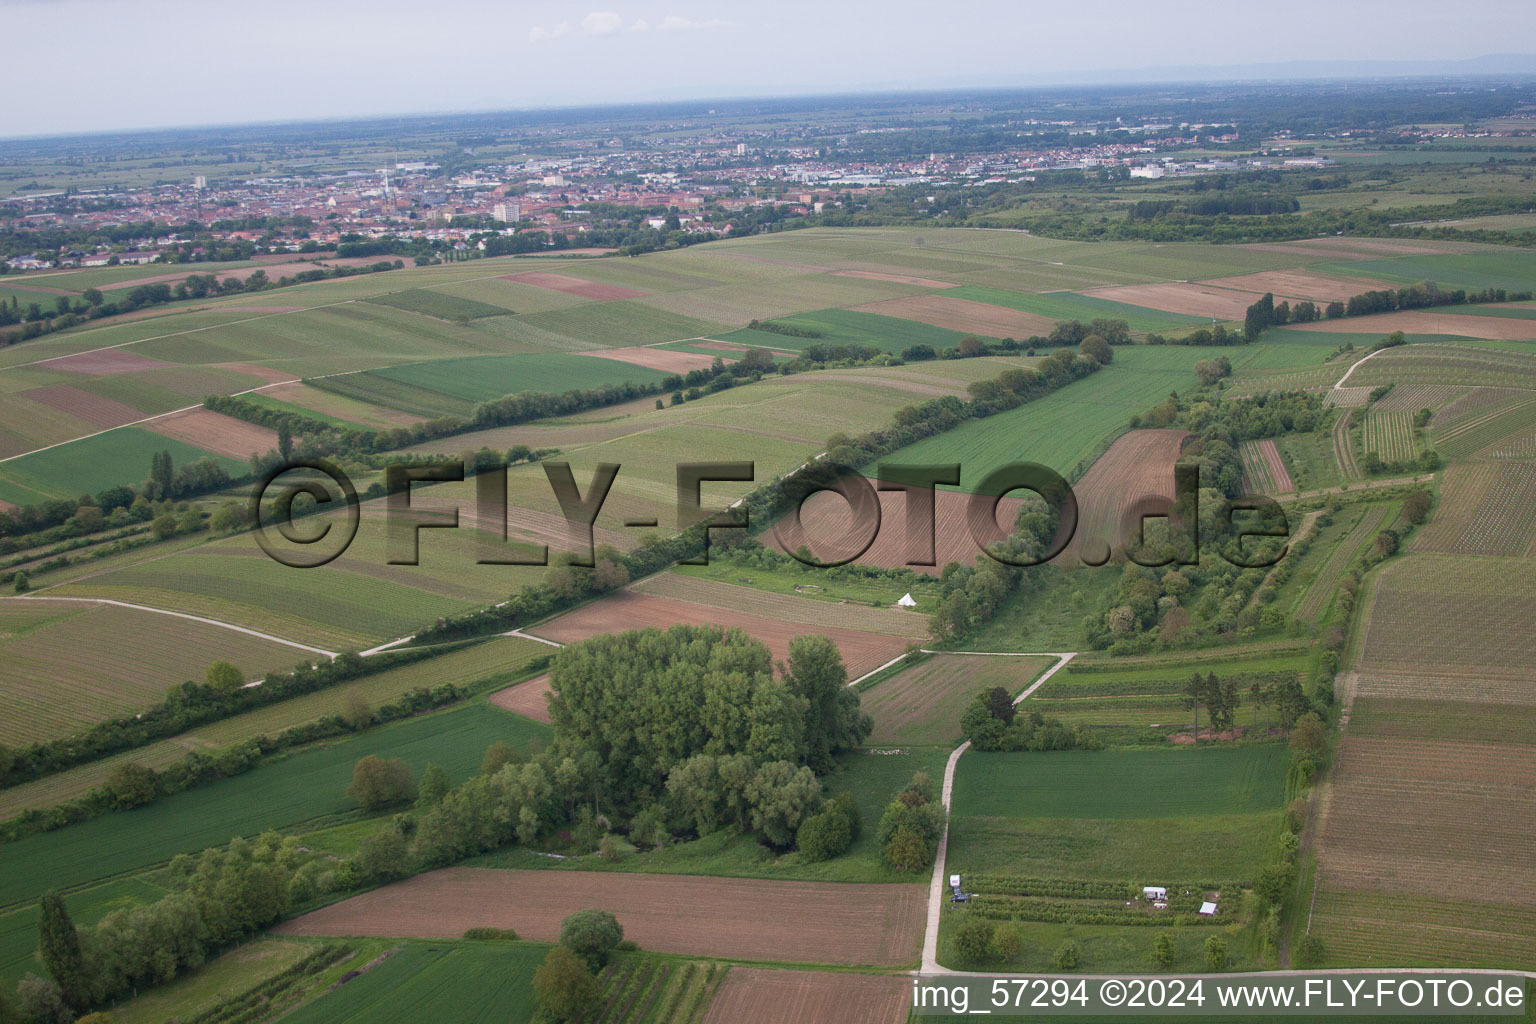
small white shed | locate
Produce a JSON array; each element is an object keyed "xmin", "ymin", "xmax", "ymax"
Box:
[
  {"xmin": 897, "ymin": 593, "xmax": 918, "ymax": 608},
  {"xmin": 1143, "ymin": 886, "xmax": 1167, "ymax": 901},
  {"xmin": 1199, "ymin": 901, "xmax": 1218, "ymax": 916}
]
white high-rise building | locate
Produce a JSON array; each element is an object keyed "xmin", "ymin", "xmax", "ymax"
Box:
[{"xmin": 493, "ymin": 202, "xmax": 521, "ymax": 224}]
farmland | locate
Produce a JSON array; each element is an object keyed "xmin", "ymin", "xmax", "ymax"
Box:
[
  {"xmin": 0, "ymin": 598, "xmax": 310, "ymax": 746},
  {"xmin": 862, "ymin": 654, "xmax": 1054, "ymax": 746},
  {"xmin": 279, "ymin": 942, "xmax": 543, "ymax": 1024},
  {"xmin": 0, "ymin": 703, "xmax": 550, "ymax": 910},
  {"xmin": 1293, "ymin": 504, "xmax": 1391, "ymax": 624},
  {"xmin": 1056, "ymin": 428, "xmax": 1186, "ymax": 565},
  {"xmin": 1239, "ymin": 439, "xmax": 1294, "ymax": 493},
  {"xmin": 1361, "ymin": 410, "xmax": 1418, "ymax": 464},
  {"xmin": 703, "ymin": 968, "xmax": 907, "ymax": 1024},
  {"xmin": 528, "ymin": 587, "xmax": 918, "ymax": 679},
  {"xmin": 0, "ymin": 636, "xmax": 550, "ymax": 819},
  {"xmin": 0, "ymin": 426, "xmax": 247, "ymax": 505},
  {"xmin": 276, "ymin": 867, "xmax": 928, "ymax": 966}
]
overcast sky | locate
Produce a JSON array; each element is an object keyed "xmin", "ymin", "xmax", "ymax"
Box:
[{"xmin": 3, "ymin": 0, "xmax": 1535, "ymax": 138}]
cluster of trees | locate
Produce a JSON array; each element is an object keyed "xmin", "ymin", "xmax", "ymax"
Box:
[
  {"xmin": 20, "ymin": 833, "xmax": 317, "ymax": 1018},
  {"xmin": 1144, "ymin": 324, "xmax": 1243, "ymax": 347},
  {"xmin": 549, "ymin": 628, "xmax": 869, "ymax": 804},
  {"xmin": 1194, "ymin": 357, "xmax": 1233, "ymax": 385},
  {"xmin": 1128, "ymin": 195, "xmax": 1300, "ymax": 220},
  {"xmin": 1244, "ymin": 281, "xmax": 1532, "ymax": 342},
  {"xmin": 531, "ymin": 910, "xmax": 627, "ymax": 1022},
  {"xmin": 960, "ymin": 688, "xmax": 1102, "ymax": 752},
  {"xmin": 875, "ymin": 771, "xmax": 945, "ymax": 872}
]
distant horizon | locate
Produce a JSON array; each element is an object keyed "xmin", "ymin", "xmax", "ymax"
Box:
[
  {"xmin": 2, "ymin": 0, "xmax": 1535, "ymax": 138},
  {"xmin": 2, "ymin": 52, "xmax": 1535, "ymax": 145}
]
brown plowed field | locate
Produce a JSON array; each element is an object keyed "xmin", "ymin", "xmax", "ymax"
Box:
[
  {"xmin": 1053, "ymin": 429, "xmax": 1187, "ymax": 566},
  {"xmin": 1289, "ymin": 312, "xmax": 1536, "ymax": 341},
  {"xmin": 832, "ymin": 269, "xmax": 958, "ymax": 289},
  {"xmin": 849, "ymin": 294, "xmax": 1055, "ymax": 338},
  {"xmin": 767, "ymin": 478, "xmax": 1022, "ymax": 575},
  {"xmin": 488, "ymin": 673, "xmax": 552, "ymax": 722},
  {"xmin": 25, "ymin": 385, "xmax": 144, "ymax": 429},
  {"xmin": 1198, "ymin": 270, "xmax": 1400, "ymax": 303},
  {"xmin": 529, "ymin": 590, "xmax": 913, "ymax": 677},
  {"xmin": 36, "ymin": 349, "xmax": 172, "ymax": 375},
  {"xmin": 95, "ymin": 257, "xmax": 383, "ymax": 291},
  {"xmin": 261, "ymin": 381, "xmax": 424, "ymax": 428},
  {"xmin": 500, "ymin": 271, "xmax": 647, "ymax": 301},
  {"xmin": 274, "ymin": 867, "xmax": 926, "ymax": 966},
  {"xmin": 147, "ymin": 408, "xmax": 278, "ymax": 459},
  {"xmin": 579, "ymin": 346, "xmax": 721, "ymax": 373},
  {"xmin": 703, "ymin": 968, "xmax": 910, "ymax": 1024},
  {"xmin": 1084, "ymin": 283, "xmax": 1293, "ymax": 320}
]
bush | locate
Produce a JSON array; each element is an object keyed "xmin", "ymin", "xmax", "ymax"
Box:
[
  {"xmin": 532, "ymin": 945, "xmax": 599, "ymax": 1022},
  {"xmin": 954, "ymin": 918, "xmax": 996, "ymax": 963},
  {"xmin": 1052, "ymin": 940, "xmax": 1081, "ymax": 971},
  {"xmin": 559, "ymin": 909, "xmax": 623, "ymax": 972},
  {"xmin": 1205, "ymin": 935, "xmax": 1228, "ymax": 971},
  {"xmin": 345, "ymin": 755, "xmax": 417, "ymax": 810},
  {"xmin": 1151, "ymin": 932, "xmax": 1175, "ymax": 970},
  {"xmin": 796, "ymin": 807, "xmax": 852, "ymax": 862},
  {"xmin": 1295, "ymin": 934, "xmax": 1325, "ymax": 968},
  {"xmin": 990, "ymin": 924, "xmax": 1022, "ymax": 963},
  {"xmin": 463, "ymin": 927, "xmax": 519, "ymax": 940}
]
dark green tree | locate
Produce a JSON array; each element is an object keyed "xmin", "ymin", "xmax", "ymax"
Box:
[
  {"xmin": 37, "ymin": 892, "xmax": 88, "ymax": 1008},
  {"xmin": 558, "ymin": 909, "xmax": 623, "ymax": 972}
]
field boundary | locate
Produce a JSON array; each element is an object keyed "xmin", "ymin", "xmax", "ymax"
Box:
[{"xmin": 1, "ymin": 594, "xmax": 337, "ymax": 657}]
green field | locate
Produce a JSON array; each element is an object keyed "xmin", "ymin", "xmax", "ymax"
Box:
[
  {"xmin": 0, "ymin": 426, "xmax": 247, "ymax": 504},
  {"xmin": 365, "ymin": 287, "xmax": 514, "ymax": 320},
  {"xmin": 944, "ymin": 285, "xmax": 1213, "ymax": 333},
  {"xmin": 1317, "ymin": 251, "xmax": 1536, "ymax": 292},
  {"xmin": 712, "ymin": 307, "xmax": 978, "ymax": 353},
  {"xmin": 875, "ymin": 355, "xmax": 1197, "ymax": 486},
  {"xmin": 372, "ymin": 352, "xmax": 673, "ymax": 402},
  {"xmin": 0, "ymin": 636, "xmax": 550, "ymax": 818},
  {"xmin": 954, "ymin": 746, "xmax": 1287, "ymax": 820},
  {"xmin": 0, "ymin": 703, "xmax": 550, "ymax": 910},
  {"xmin": 281, "ymin": 941, "xmax": 544, "ymax": 1024}
]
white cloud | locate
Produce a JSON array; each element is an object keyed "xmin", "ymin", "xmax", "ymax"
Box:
[
  {"xmin": 657, "ymin": 14, "xmax": 732, "ymax": 30},
  {"xmin": 528, "ymin": 20, "xmax": 571, "ymax": 42},
  {"xmin": 581, "ymin": 10, "xmax": 623, "ymax": 35},
  {"xmin": 628, "ymin": 18, "xmax": 649, "ymax": 31}
]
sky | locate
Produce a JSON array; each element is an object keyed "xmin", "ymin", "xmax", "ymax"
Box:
[{"xmin": 2, "ymin": 0, "xmax": 1535, "ymax": 138}]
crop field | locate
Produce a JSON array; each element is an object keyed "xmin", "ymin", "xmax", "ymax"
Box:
[
  {"xmin": 0, "ymin": 636, "xmax": 550, "ymax": 819},
  {"xmin": 0, "ymin": 425, "xmax": 247, "ymax": 504},
  {"xmin": 940, "ymin": 285, "xmax": 1209, "ymax": 333},
  {"xmin": 1314, "ymin": 250, "xmax": 1536, "ymax": 292},
  {"xmin": 1053, "ymin": 428, "xmax": 1187, "ymax": 566},
  {"xmin": 108, "ymin": 938, "xmax": 317, "ymax": 1024},
  {"xmin": 1314, "ymin": 736, "xmax": 1536, "ymax": 950},
  {"xmin": 307, "ymin": 370, "xmax": 479, "ymax": 418},
  {"xmin": 875, "ymin": 361, "xmax": 1199, "ymax": 486},
  {"xmin": 1239, "ymin": 439, "xmax": 1294, "ymax": 493},
  {"xmin": 372, "ymin": 351, "xmax": 671, "ymax": 403},
  {"xmin": 365, "ymin": 287, "xmax": 515, "ymax": 320},
  {"xmin": 1432, "ymin": 393, "xmax": 1536, "ymax": 459},
  {"xmin": 954, "ymin": 746, "xmax": 1286, "ymax": 820},
  {"xmin": 276, "ymin": 867, "xmax": 927, "ymax": 966},
  {"xmin": 1351, "ymin": 344, "xmax": 1536, "ymax": 389},
  {"xmin": 711, "ymin": 307, "xmax": 975, "ymax": 353},
  {"xmin": 849, "ymin": 293, "xmax": 1058, "ymax": 338},
  {"xmin": 1331, "ymin": 409, "xmax": 1361, "ymax": 480},
  {"xmin": 1357, "ymin": 554, "xmax": 1536, "ymax": 675},
  {"xmin": 0, "ymin": 598, "xmax": 308, "ymax": 747},
  {"xmin": 530, "ymin": 588, "xmax": 917, "ymax": 678},
  {"xmin": 765, "ymin": 477, "xmax": 1023, "ymax": 574},
  {"xmin": 247, "ymin": 382, "xmax": 423, "ymax": 430},
  {"xmin": 703, "ymin": 968, "xmax": 907, "ymax": 1024},
  {"xmin": 280, "ymin": 942, "xmax": 543, "ymax": 1024},
  {"xmin": 946, "ymin": 746, "xmax": 1287, "ymax": 883},
  {"xmin": 628, "ymin": 574, "xmax": 929, "ymax": 637},
  {"xmin": 1294, "ymin": 504, "xmax": 1390, "ymax": 624},
  {"xmin": 1414, "ymin": 461, "xmax": 1536, "ymax": 557},
  {"xmin": 1361, "ymin": 410, "xmax": 1418, "ymax": 464},
  {"xmin": 862, "ymin": 654, "xmax": 1053, "ymax": 746},
  {"xmin": 1370, "ymin": 382, "xmax": 1466, "ymax": 413},
  {"xmin": 0, "ymin": 703, "xmax": 550, "ymax": 910},
  {"xmin": 54, "ymin": 515, "xmax": 553, "ymax": 649}
]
